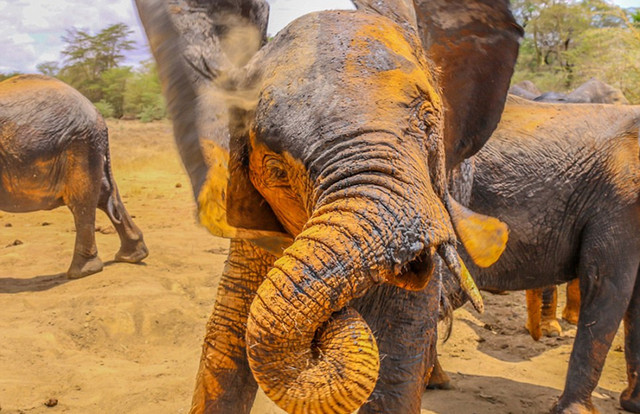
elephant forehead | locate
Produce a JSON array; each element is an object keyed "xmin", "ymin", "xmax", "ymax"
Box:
[{"xmin": 252, "ymin": 10, "xmax": 441, "ymax": 158}]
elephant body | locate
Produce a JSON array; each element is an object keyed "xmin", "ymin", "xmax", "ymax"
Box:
[
  {"xmin": 527, "ymin": 77, "xmax": 630, "ymax": 339},
  {"xmin": 440, "ymin": 95, "xmax": 640, "ymax": 413},
  {"xmin": 515, "ymin": 78, "xmax": 630, "ymax": 105},
  {"xmin": 0, "ymin": 75, "xmax": 148, "ymax": 278}
]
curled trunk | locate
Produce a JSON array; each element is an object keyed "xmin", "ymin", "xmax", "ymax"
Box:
[{"xmin": 246, "ymin": 174, "xmax": 455, "ymax": 413}]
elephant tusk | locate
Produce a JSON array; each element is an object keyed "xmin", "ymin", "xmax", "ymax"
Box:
[{"xmin": 438, "ymin": 243, "xmax": 484, "ymax": 313}]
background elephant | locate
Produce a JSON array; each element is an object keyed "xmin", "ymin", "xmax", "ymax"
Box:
[
  {"xmin": 136, "ymin": 0, "xmax": 521, "ymax": 413},
  {"xmin": 0, "ymin": 75, "xmax": 148, "ymax": 278},
  {"xmin": 515, "ymin": 77, "xmax": 629, "ymax": 105},
  {"xmin": 509, "ymin": 80, "xmax": 542, "ymax": 100},
  {"xmin": 436, "ymin": 95, "xmax": 640, "ymax": 413},
  {"xmin": 526, "ymin": 76, "xmax": 630, "ymax": 340}
]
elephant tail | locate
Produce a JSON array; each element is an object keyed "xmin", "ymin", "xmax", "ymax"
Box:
[{"xmin": 100, "ymin": 123, "xmax": 123, "ymax": 225}]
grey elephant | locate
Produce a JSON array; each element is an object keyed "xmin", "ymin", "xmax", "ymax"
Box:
[
  {"xmin": 433, "ymin": 95, "xmax": 640, "ymax": 413},
  {"xmin": 0, "ymin": 75, "xmax": 148, "ymax": 278},
  {"xmin": 509, "ymin": 80, "xmax": 542, "ymax": 100},
  {"xmin": 526, "ymin": 76, "xmax": 630, "ymax": 340},
  {"xmin": 533, "ymin": 78, "xmax": 629, "ymax": 104},
  {"xmin": 135, "ymin": 0, "xmax": 521, "ymax": 413}
]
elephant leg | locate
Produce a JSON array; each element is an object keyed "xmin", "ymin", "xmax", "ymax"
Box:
[
  {"xmin": 64, "ymin": 146, "xmax": 103, "ymax": 279},
  {"xmin": 353, "ymin": 272, "xmax": 440, "ymax": 414},
  {"xmin": 190, "ymin": 239, "xmax": 274, "ymax": 414},
  {"xmin": 97, "ymin": 155, "xmax": 148, "ymax": 263},
  {"xmin": 620, "ymin": 268, "xmax": 640, "ymax": 412},
  {"xmin": 425, "ymin": 354, "xmax": 451, "ymax": 390},
  {"xmin": 563, "ymin": 279, "xmax": 581, "ymax": 325},
  {"xmin": 553, "ymin": 232, "xmax": 639, "ymax": 414},
  {"xmin": 541, "ymin": 286, "xmax": 562, "ymax": 337},
  {"xmin": 525, "ymin": 288, "xmax": 543, "ymax": 341}
]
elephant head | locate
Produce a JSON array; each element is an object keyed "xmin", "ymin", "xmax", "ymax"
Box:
[{"xmin": 136, "ymin": 0, "xmax": 520, "ymax": 412}]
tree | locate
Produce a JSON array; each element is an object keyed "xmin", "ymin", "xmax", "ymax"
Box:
[
  {"xmin": 512, "ymin": 0, "xmax": 640, "ymax": 102},
  {"xmin": 123, "ymin": 60, "xmax": 166, "ymax": 122},
  {"xmin": 36, "ymin": 61, "xmax": 60, "ymax": 77},
  {"xmin": 58, "ymin": 23, "xmax": 135, "ymax": 102}
]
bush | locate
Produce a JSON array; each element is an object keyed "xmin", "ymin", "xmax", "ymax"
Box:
[{"xmin": 94, "ymin": 100, "xmax": 115, "ymax": 118}]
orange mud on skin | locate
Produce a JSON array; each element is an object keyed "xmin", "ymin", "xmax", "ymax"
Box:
[
  {"xmin": 563, "ymin": 279, "xmax": 581, "ymax": 324},
  {"xmin": 447, "ymin": 197, "xmax": 509, "ymax": 268},
  {"xmin": 0, "ymin": 120, "xmax": 630, "ymax": 414},
  {"xmin": 248, "ymin": 135, "xmax": 311, "ymax": 237}
]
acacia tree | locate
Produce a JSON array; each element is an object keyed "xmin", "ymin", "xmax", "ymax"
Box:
[
  {"xmin": 58, "ymin": 23, "xmax": 135, "ymax": 105},
  {"xmin": 511, "ymin": 0, "xmax": 640, "ymax": 102}
]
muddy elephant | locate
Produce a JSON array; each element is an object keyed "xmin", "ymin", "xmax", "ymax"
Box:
[
  {"xmin": 135, "ymin": 0, "xmax": 521, "ymax": 413},
  {"xmin": 527, "ymin": 76, "xmax": 629, "ymax": 339},
  {"xmin": 0, "ymin": 75, "xmax": 148, "ymax": 278},
  {"xmin": 435, "ymin": 95, "xmax": 640, "ymax": 413}
]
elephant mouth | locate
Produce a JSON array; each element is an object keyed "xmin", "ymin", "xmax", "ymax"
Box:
[
  {"xmin": 391, "ymin": 248, "xmax": 437, "ymax": 291},
  {"xmin": 389, "ymin": 242, "xmax": 485, "ymax": 313}
]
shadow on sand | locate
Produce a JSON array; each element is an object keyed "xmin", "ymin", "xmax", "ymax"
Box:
[
  {"xmin": 421, "ymin": 373, "xmax": 623, "ymax": 414},
  {"xmin": 0, "ymin": 260, "xmax": 146, "ymax": 293}
]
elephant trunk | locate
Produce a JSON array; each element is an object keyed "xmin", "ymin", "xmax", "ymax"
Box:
[{"xmin": 246, "ymin": 169, "xmax": 456, "ymax": 413}]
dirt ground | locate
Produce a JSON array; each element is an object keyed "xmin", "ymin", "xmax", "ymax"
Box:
[{"xmin": 0, "ymin": 120, "xmax": 628, "ymax": 413}]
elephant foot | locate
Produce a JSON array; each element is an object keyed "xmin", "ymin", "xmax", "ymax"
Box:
[
  {"xmin": 620, "ymin": 387, "xmax": 640, "ymax": 412},
  {"xmin": 67, "ymin": 255, "xmax": 104, "ymax": 279},
  {"xmin": 425, "ymin": 365, "xmax": 452, "ymax": 390},
  {"xmin": 563, "ymin": 307, "xmax": 579, "ymax": 325},
  {"xmin": 541, "ymin": 318, "xmax": 562, "ymax": 337},
  {"xmin": 551, "ymin": 399, "xmax": 598, "ymax": 414},
  {"xmin": 115, "ymin": 240, "xmax": 149, "ymax": 263}
]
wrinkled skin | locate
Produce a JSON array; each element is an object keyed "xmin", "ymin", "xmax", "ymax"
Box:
[
  {"xmin": 136, "ymin": 0, "xmax": 521, "ymax": 413},
  {"xmin": 527, "ymin": 77, "xmax": 629, "ymax": 339},
  {"xmin": 436, "ymin": 95, "xmax": 640, "ymax": 413},
  {"xmin": 0, "ymin": 75, "xmax": 148, "ymax": 278}
]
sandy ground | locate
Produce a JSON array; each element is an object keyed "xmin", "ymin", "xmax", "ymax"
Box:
[{"xmin": 0, "ymin": 120, "xmax": 628, "ymax": 413}]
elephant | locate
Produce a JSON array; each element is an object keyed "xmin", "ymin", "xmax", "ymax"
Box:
[
  {"xmin": 567, "ymin": 78, "xmax": 629, "ymax": 104},
  {"xmin": 0, "ymin": 75, "xmax": 148, "ymax": 278},
  {"xmin": 530, "ymin": 78, "xmax": 629, "ymax": 105},
  {"xmin": 135, "ymin": 0, "xmax": 521, "ymax": 413},
  {"xmin": 509, "ymin": 80, "xmax": 542, "ymax": 101},
  {"xmin": 433, "ymin": 95, "xmax": 640, "ymax": 413},
  {"xmin": 526, "ymin": 77, "xmax": 630, "ymax": 340}
]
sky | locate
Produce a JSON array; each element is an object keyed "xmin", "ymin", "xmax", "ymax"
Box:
[{"xmin": 0, "ymin": 0, "xmax": 638, "ymax": 73}]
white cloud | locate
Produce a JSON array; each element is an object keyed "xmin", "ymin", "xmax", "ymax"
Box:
[
  {"xmin": 0, "ymin": 0, "xmax": 635, "ymax": 73},
  {"xmin": 0, "ymin": 0, "xmax": 148, "ymax": 73},
  {"xmin": 266, "ymin": 0, "xmax": 354, "ymax": 35}
]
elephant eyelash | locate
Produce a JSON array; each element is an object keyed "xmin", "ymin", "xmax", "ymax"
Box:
[{"xmin": 264, "ymin": 157, "xmax": 289, "ymax": 185}]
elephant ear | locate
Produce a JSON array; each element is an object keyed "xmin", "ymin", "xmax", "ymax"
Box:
[
  {"xmin": 351, "ymin": 0, "xmax": 418, "ymax": 32},
  {"xmin": 413, "ymin": 0, "xmax": 523, "ymax": 170},
  {"xmin": 135, "ymin": 0, "xmax": 292, "ymax": 254}
]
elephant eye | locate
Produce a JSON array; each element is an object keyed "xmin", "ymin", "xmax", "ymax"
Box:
[{"xmin": 265, "ymin": 156, "xmax": 289, "ymax": 186}]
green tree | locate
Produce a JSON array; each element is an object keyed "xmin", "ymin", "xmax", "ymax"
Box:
[
  {"xmin": 100, "ymin": 66, "xmax": 132, "ymax": 118},
  {"xmin": 511, "ymin": 0, "xmax": 640, "ymax": 102},
  {"xmin": 0, "ymin": 72, "xmax": 21, "ymax": 82},
  {"xmin": 123, "ymin": 60, "xmax": 166, "ymax": 122},
  {"xmin": 58, "ymin": 23, "xmax": 135, "ymax": 103},
  {"xmin": 36, "ymin": 61, "xmax": 59, "ymax": 77}
]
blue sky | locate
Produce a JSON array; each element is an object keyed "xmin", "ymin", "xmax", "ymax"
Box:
[{"xmin": 0, "ymin": 0, "xmax": 637, "ymax": 73}]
